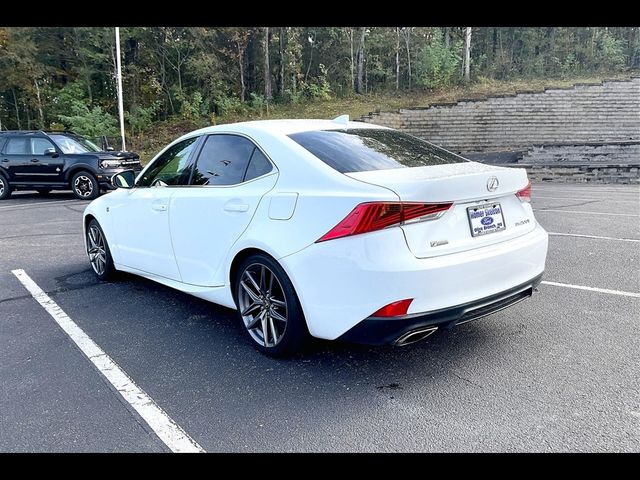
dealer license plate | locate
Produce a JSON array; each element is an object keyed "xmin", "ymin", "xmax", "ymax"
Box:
[{"xmin": 467, "ymin": 203, "xmax": 506, "ymax": 237}]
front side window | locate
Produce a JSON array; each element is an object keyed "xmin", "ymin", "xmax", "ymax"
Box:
[
  {"xmin": 31, "ymin": 138, "xmax": 56, "ymax": 155},
  {"xmin": 288, "ymin": 128, "xmax": 467, "ymax": 174},
  {"xmin": 191, "ymin": 134, "xmax": 269, "ymax": 186},
  {"xmin": 138, "ymin": 137, "xmax": 199, "ymax": 187},
  {"xmin": 5, "ymin": 138, "xmax": 29, "ymax": 155},
  {"xmin": 48, "ymin": 134, "xmax": 100, "ymax": 154}
]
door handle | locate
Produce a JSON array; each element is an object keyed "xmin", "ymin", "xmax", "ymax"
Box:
[
  {"xmin": 30, "ymin": 158, "xmax": 39, "ymax": 163},
  {"xmin": 224, "ymin": 202, "xmax": 249, "ymax": 213},
  {"xmin": 151, "ymin": 203, "xmax": 168, "ymax": 212}
]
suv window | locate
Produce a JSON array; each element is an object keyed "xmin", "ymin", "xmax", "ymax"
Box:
[
  {"xmin": 138, "ymin": 137, "xmax": 199, "ymax": 187},
  {"xmin": 31, "ymin": 138, "xmax": 56, "ymax": 155},
  {"xmin": 288, "ymin": 128, "xmax": 466, "ymax": 173},
  {"xmin": 5, "ymin": 137, "xmax": 29, "ymax": 155},
  {"xmin": 191, "ymin": 134, "xmax": 267, "ymax": 186}
]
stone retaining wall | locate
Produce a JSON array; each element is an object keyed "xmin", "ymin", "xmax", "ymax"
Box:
[{"xmin": 360, "ymin": 77, "xmax": 640, "ymax": 154}]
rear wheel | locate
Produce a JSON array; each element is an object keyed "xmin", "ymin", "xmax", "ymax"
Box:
[
  {"xmin": 235, "ymin": 254, "xmax": 308, "ymax": 357},
  {"xmin": 36, "ymin": 189, "xmax": 51, "ymax": 195},
  {"xmin": 87, "ymin": 219, "xmax": 116, "ymax": 280},
  {"xmin": 0, "ymin": 175, "xmax": 12, "ymax": 200},
  {"xmin": 71, "ymin": 171, "xmax": 99, "ymax": 200}
]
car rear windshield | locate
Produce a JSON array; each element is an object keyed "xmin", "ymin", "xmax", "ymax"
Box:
[{"xmin": 288, "ymin": 128, "xmax": 466, "ymax": 173}]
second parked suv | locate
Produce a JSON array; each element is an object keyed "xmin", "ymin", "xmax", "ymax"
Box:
[{"xmin": 0, "ymin": 130, "xmax": 141, "ymax": 200}]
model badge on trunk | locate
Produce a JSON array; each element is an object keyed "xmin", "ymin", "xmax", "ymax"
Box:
[
  {"xmin": 430, "ymin": 240, "xmax": 449, "ymax": 247},
  {"xmin": 487, "ymin": 176, "xmax": 499, "ymax": 192}
]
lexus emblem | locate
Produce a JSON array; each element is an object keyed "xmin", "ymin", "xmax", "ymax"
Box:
[{"xmin": 487, "ymin": 176, "xmax": 499, "ymax": 192}]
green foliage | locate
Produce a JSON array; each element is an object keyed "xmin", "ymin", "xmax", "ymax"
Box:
[
  {"xmin": 303, "ymin": 64, "xmax": 332, "ymax": 100},
  {"xmin": 416, "ymin": 30, "xmax": 462, "ymax": 89},
  {"xmin": 125, "ymin": 102, "xmax": 159, "ymax": 135},
  {"xmin": 593, "ymin": 30, "xmax": 626, "ymax": 72},
  {"xmin": 55, "ymin": 82, "xmax": 118, "ymax": 136}
]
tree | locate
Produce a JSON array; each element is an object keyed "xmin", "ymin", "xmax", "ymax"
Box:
[
  {"xmin": 355, "ymin": 27, "xmax": 366, "ymax": 94},
  {"xmin": 264, "ymin": 27, "xmax": 272, "ymax": 101},
  {"xmin": 463, "ymin": 27, "xmax": 472, "ymax": 82}
]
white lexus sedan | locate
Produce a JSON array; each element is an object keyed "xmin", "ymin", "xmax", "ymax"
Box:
[{"xmin": 83, "ymin": 117, "xmax": 548, "ymax": 356}]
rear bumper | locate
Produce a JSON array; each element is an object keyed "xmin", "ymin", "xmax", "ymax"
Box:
[
  {"xmin": 279, "ymin": 223, "xmax": 548, "ymax": 341},
  {"xmin": 338, "ymin": 272, "xmax": 543, "ymax": 345}
]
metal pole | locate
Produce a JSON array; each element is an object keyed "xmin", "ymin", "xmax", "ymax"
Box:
[{"xmin": 115, "ymin": 27, "xmax": 126, "ymax": 151}]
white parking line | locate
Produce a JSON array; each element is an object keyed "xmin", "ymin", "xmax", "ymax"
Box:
[
  {"xmin": 541, "ymin": 280, "xmax": 640, "ymax": 298},
  {"xmin": 535, "ymin": 196, "xmax": 639, "ymax": 203},
  {"xmin": 548, "ymin": 232, "xmax": 640, "ymax": 243},
  {"xmin": 0, "ymin": 200, "xmax": 88, "ymax": 210},
  {"xmin": 534, "ymin": 208, "xmax": 640, "ymax": 217},
  {"xmin": 11, "ymin": 269, "xmax": 205, "ymax": 454}
]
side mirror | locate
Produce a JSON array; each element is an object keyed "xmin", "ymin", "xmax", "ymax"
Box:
[
  {"xmin": 44, "ymin": 147, "xmax": 58, "ymax": 157},
  {"xmin": 106, "ymin": 146, "xmax": 115, "ymax": 152},
  {"xmin": 111, "ymin": 170, "xmax": 136, "ymax": 189}
]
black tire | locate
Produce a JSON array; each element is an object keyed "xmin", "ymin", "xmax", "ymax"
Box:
[
  {"xmin": 71, "ymin": 171, "xmax": 99, "ymax": 200},
  {"xmin": 0, "ymin": 174, "xmax": 12, "ymax": 200},
  {"xmin": 36, "ymin": 189, "xmax": 51, "ymax": 195},
  {"xmin": 86, "ymin": 219, "xmax": 117, "ymax": 281},
  {"xmin": 234, "ymin": 253, "xmax": 309, "ymax": 357}
]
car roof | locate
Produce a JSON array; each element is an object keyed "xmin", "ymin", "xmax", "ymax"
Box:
[{"xmin": 183, "ymin": 118, "xmax": 388, "ymax": 138}]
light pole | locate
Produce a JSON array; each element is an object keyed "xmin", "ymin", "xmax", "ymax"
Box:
[{"xmin": 115, "ymin": 27, "xmax": 126, "ymax": 151}]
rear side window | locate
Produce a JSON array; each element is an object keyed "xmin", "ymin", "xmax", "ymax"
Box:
[
  {"xmin": 288, "ymin": 128, "xmax": 466, "ymax": 173},
  {"xmin": 0, "ymin": 137, "xmax": 6, "ymax": 152},
  {"xmin": 4, "ymin": 137, "xmax": 29, "ymax": 155},
  {"xmin": 191, "ymin": 134, "xmax": 262, "ymax": 186}
]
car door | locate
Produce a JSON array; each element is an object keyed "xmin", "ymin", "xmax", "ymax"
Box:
[
  {"xmin": 110, "ymin": 136, "xmax": 201, "ymax": 281},
  {"xmin": 1, "ymin": 136, "xmax": 32, "ymax": 182},
  {"xmin": 170, "ymin": 134, "xmax": 278, "ymax": 287},
  {"xmin": 30, "ymin": 137, "xmax": 65, "ymax": 182}
]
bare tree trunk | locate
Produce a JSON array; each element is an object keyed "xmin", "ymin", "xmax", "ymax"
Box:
[
  {"xmin": 355, "ymin": 27, "xmax": 366, "ymax": 94},
  {"xmin": 277, "ymin": 27, "xmax": 285, "ymax": 96},
  {"xmin": 12, "ymin": 88, "xmax": 21, "ymax": 129},
  {"xmin": 463, "ymin": 27, "xmax": 472, "ymax": 82},
  {"xmin": 25, "ymin": 102, "xmax": 31, "ymax": 130},
  {"xmin": 237, "ymin": 41, "xmax": 246, "ymax": 102},
  {"xmin": 34, "ymin": 79, "xmax": 44, "ymax": 128},
  {"xmin": 349, "ymin": 27, "xmax": 355, "ymax": 90},
  {"xmin": 404, "ymin": 29, "xmax": 412, "ymax": 89},
  {"xmin": 264, "ymin": 27, "xmax": 272, "ymax": 101},
  {"xmin": 395, "ymin": 27, "xmax": 400, "ymax": 90},
  {"xmin": 444, "ymin": 27, "xmax": 450, "ymax": 49}
]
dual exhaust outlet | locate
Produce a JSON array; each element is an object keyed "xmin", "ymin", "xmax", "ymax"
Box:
[{"xmin": 394, "ymin": 326, "xmax": 438, "ymax": 347}]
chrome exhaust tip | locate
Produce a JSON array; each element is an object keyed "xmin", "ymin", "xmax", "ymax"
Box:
[{"xmin": 394, "ymin": 326, "xmax": 438, "ymax": 347}]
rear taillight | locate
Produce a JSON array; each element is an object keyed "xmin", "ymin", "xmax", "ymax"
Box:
[
  {"xmin": 516, "ymin": 181, "xmax": 532, "ymax": 203},
  {"xmin": 317, "ymin": 201, "xmax": 452, "ymax": 242},
  {"xmin": 371, "ymin": 299, "xmax": 413, "ymax": 317}
]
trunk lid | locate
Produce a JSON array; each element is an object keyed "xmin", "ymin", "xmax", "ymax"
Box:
[{"xmin": 346, "ymin": 162, "xmax": 536, "ymax": 257}]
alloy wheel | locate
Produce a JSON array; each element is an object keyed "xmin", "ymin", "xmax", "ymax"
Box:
[
  {"xmin": 74, "ymin": 175, "xmax": 94, "ymax": 198},
  {"xmin": 238, "ymin": 263, "xmax": 288, "ymax": 348},
  {"xmin": 0, "ymin": 177, "xmax": 4, "ymax": 196},
  {"xmin": 87, "ymin": 225, "xmax": 107, "ymax": 275}
]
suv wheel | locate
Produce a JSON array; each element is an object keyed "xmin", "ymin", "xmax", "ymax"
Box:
[
  {"xmin": 71, "ymin": 171, "xmax": 99, "ymax": 200},
  {"xmin": 0, "ymin": 175, "xmax": 12, "ymax": 200}
]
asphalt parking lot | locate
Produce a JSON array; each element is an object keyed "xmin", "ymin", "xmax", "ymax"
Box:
[{"xmin": 1, "ymin": 183, "xmax": 638, "ymax": 452}]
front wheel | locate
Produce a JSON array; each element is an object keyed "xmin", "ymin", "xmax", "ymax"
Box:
[
  {"xmin": 0, "ymin": 175, "xmax": 12, "ymax": 200},
  {"xmin": 71, "ymin": 171, "xmax": 99, "ymax": 200},
  {"xmin": 235, "ymin": 254, "xmax": 309, "ymax": 357},
  {"xmin": 86, "ymin": 219, "xmax": 117, "ymax": 280}
]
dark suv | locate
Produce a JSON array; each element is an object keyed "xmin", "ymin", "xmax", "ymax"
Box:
[{"xmin": 0, "ymin": 131, "xmax": 141, "ymax": 200}]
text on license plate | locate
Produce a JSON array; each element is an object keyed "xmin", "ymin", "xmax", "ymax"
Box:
[{"xmin": 467, "ymin": 203, "xmax": 506, "ymax": 237}]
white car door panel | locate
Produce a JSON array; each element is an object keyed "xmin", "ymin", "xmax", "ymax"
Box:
[
  {"xmin": 170, "ymin": 174, "xmax": 277, "ymax": 286},
  {"xmin": 111, "ymin": 187, "xmax": 180, "ymax": 280},
  {"xmin": 169, "ymin": 133, "xmax": 277, "ymax": 287}
]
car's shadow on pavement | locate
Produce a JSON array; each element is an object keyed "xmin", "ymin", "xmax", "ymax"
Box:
[{"xmin": 57, "ymin": 268, "xmax": 498, "ymax": 398}]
